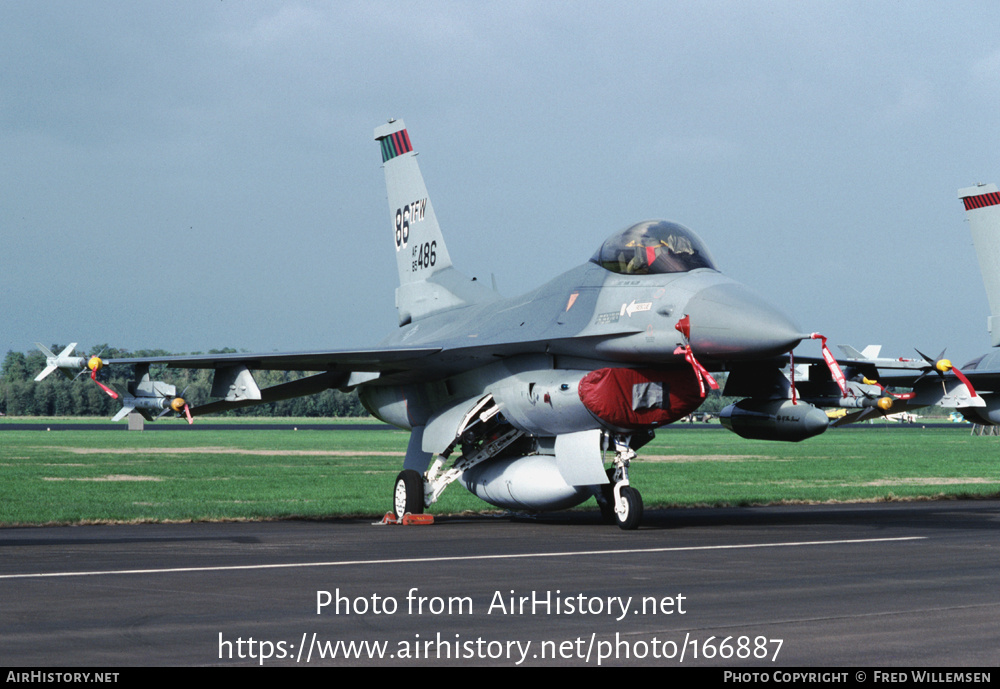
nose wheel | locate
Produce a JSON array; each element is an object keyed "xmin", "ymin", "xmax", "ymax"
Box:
[
  {"xmin": 393, "ymin": 469, "xmax": 425, "ymax": 520},
  {"xmin": 614, "ymin": 485, "xmax": 643, "ymax": 530}
]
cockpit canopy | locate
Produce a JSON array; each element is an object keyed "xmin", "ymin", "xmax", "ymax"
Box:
[{"xmin": 590, "ymin": 220, "xmax": 718, "ymax": 275}]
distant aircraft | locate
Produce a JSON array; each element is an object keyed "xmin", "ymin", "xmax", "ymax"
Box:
[
  {"xmin": 39, "ymin": 120, "xmax": 928, "ymax": 528},
  {"xmin": 915, "ymin": 183, "xmax": 1000, "ymax": 425},
  {"xmin": 823, "ymin": 184, "xmax": 1000, "ymax": 426}
]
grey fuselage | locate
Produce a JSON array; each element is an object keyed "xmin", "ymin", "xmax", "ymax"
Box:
[{"xmin": 360, "ymin": 258, "xmax": 803, "ymax": 432}]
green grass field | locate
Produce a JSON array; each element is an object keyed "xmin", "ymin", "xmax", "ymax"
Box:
[{"xmin": 1, "ymin": 422, "xmax": 997, "ymax": 525}]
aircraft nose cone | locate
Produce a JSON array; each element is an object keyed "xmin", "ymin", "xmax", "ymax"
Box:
[{"xmin": 683, "ymin": 282, "xmax": 805, "ymax": 359}]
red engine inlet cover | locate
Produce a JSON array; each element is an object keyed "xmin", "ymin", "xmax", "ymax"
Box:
[{"xmin": 578, "ymin": 368, "xmax": 704, "ymax": 429}]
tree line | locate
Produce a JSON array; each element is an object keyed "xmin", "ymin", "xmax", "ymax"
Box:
[{"xmin": 0, "ymin": 345, "xmax": 368, "ymax": 418}]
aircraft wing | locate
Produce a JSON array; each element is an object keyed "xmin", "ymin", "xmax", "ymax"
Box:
[
  {"xmin": 104, "ymin": 331, "xmax": 639, "ymax": 385},
  {"xmin": 875, "ymin": 367, "xmax": 998, "ymax": 395},
  {"xmin": 723, "ymin": 345, "xmax": 993, "ymax": 428},
  {"xmin": 74, "ymin": 333, "xmax": 640, "ymax": 421},
  {"xmin": 106, "ymin": 347, "xmax": 442, "ymax": 372},
  {"xmin": 803, "ymin": 349, "xmax": 997, "ymax": 426},
  {"xmin": 81, "ymin": 346, "xmax": 443, "ymax": 420}
]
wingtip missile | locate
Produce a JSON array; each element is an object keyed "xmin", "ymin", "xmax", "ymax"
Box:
[{"xmin": 33, "ymin": 342, "xmax": 87, "ymax": 381}]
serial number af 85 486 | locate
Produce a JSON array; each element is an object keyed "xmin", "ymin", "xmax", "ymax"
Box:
[{"xmin": 412, "ymin": 241, "xmax": 437, "ymax": 271}]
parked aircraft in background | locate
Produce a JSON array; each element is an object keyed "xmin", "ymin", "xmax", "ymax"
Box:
[
  {"xmin": 36, "ymin": 122, "xmax": 991, "ymax": 528},
  {"xmin": 823, "ymin": 184, "xmax": 1000, "ymax": 427}
]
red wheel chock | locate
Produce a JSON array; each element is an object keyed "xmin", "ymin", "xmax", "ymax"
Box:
[{"xmin": 377, "ymin": 512, "xmax": 435, "ymax": 525}]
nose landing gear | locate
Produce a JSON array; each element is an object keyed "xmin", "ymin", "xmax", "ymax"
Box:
[{"xmin": 597, "ymin": 436, "xmax": 644, "ymax": 530}]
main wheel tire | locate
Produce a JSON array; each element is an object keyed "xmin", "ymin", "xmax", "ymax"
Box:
[
  {"xmin": 393, "ymin": 469, "xmax": 424, "ymax": 521},
  {"xmin": 615, "ymin": 486, "xmax": 643, "ymax": 530}
]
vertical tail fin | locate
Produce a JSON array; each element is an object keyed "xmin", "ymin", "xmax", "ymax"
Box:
[
  {"xmin": 374, "ymin": 119, "xmax": 453, "ymax": 288},
  {"xmin": 374, "ymin": 120, "xmax": 498, "ymax": 326},
  {"xmin": 959, "ymin": 183, "xmax": 1000, "ymax": 346}
]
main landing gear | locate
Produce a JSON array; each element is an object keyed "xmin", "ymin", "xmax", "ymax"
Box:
[
  {"xmin": 393, "ymin": 470, "xmax": 424, "ymax": 522},
  {"xmin": 391, "ymin": 394, "xmax": 526, "ymax": 524},
  {"xmin": 391, "ymin": 426, "xmax": 524, "ymax": 522}
]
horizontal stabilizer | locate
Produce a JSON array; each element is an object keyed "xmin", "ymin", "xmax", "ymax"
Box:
[{"xmin": 191, "ymin": 371, "xmax": 348, "ymax": 416}]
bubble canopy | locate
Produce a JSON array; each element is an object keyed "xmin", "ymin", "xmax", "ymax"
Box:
[{"xmin": 590, "ymin": 220, "xmax": 718, "ymax": 275}]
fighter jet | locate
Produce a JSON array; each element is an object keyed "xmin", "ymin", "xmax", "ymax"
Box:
[{"xmin": 39, "ymin": 119, "xmax": 853, "ymax": 529}]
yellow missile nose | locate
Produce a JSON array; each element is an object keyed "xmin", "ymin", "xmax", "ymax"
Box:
[
  {"xmin": 170, "ymin": 398, "xmax": 186, "ymax": 412},
  {"xmin": 87, "ymin": 356, "xmax": 103, "ymax": 372},
  {"xmin": 877, "ymin": 397, "xmax": 893, "ymax": 411},
  {"xmin": 936, "ymin": 359, "xmax": 953, "ymax": 373}
]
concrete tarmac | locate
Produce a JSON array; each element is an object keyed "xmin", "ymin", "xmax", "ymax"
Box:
[{"xmin": 1, "ymin": 500, "xmax": 998, "ymax": 666}]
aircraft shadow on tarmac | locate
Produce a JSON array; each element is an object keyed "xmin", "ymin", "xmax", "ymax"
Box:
[{"xmin": 458, "ymin": 499, "xmax": 1000, "ymax": 534}]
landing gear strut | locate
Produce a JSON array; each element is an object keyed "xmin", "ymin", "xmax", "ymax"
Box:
[{"xmin": 603, "ymin": 435, "xmax": 643, "ymax": 530}]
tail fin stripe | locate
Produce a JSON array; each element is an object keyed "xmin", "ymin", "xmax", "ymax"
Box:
[
  {"xmin": 963, "ymin": 192, "xmax": 1000, "ymax": 210},
  {"xmin": 395, "ymin": 130, "xmax": 413, "ymax": 155},
  {"xmin": 378, "ymin": 129, "xmax": 415, "ymax": 163}
]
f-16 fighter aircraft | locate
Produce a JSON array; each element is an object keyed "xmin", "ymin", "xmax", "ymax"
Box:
[{"xmin": 38, "ymin": 120, "xmax": 872, "ymax": 529}]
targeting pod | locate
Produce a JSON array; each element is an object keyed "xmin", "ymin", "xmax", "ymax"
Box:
[{"xmin": 720, "ymin": 399, "xmax": 829, "ymax": 442}]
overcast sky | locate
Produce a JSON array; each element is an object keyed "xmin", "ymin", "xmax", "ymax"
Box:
[{"xmin": 3, "ymin": 1, "xmax": 1000, "ymax": 369}]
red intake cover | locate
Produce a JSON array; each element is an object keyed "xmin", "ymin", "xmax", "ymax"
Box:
[{"xmin": 578, "ymin": 368, "xmax": 704, "ymax": 429}]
